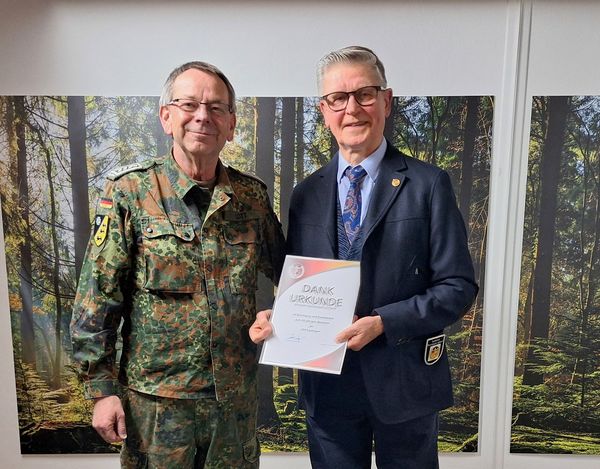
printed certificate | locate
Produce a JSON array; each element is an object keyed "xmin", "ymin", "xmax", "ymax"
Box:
[{"xmin": 259, "ymin": 255, "xmax": 360, "ymax": 374}]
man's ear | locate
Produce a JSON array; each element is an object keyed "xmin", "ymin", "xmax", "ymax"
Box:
[
  {"xmin": 383, "ymin": 88, "xmax": 393, "ymax": 118},
  {"xmin": 319, "ymin": 100, "xmax": 330, "ymax": 129},
  {"xmin": 159, "ymin": 106, "xmax": 173, "ymax": 136},
  {"xmin": 226, "ymin": 112, "xmax": 237, "ymax": 142}
]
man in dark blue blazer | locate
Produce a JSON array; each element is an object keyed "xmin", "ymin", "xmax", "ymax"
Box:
[{"xmin": 251, "ymin": 46, "xmax": 477, "ymax": 468}]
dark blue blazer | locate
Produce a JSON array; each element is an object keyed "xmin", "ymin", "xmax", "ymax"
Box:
[{"xmin": 287, "ymin": 143, "xmax": 478, "ymax": 424}]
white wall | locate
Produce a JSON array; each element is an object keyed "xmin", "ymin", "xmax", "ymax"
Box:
[{"xmin": 0, "ymin": 1, "xmax": 599, "ymax": 468}]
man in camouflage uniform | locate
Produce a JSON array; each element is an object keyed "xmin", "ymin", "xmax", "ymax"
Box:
[{"xmin": 71, "ymin": 61, "xmax": 285, "ymax": 468}]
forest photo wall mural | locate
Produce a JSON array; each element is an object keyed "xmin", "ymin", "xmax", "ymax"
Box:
[
  {"xmin": 511, "ymin": 96, "xmax": 600, "ymax": 454},
  {"xmin": 0, "ymin": 95, "xmax": 490, "ymax": 453}
]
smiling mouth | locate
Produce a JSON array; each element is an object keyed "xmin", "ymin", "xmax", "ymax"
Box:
[{"xmin": 187, "ymin": 129, "xmax": 216, "ymax": 136}]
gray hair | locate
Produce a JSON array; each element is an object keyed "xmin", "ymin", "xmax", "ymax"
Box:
[
  {"xmin": 316, "ymin": 46, "xmax": 387, "ymax": 95},
  {"xmin": 159, "ymin": 61, "xmax": 237, "ymax": 112}
]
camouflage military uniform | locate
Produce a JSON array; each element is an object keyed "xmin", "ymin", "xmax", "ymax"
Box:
[{"xmin": 71, "ymin": 154, "xmax": 285, "ymax": 467}]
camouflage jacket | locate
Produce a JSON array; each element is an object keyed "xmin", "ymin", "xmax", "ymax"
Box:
[{"xmin": 71, "ymin": 154, "xmax": 285, "ymax": 400}]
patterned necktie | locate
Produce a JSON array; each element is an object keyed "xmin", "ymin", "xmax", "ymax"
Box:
[{"xmin": 342, "ymin": 165, "xmax": 368, "ymax": 244}]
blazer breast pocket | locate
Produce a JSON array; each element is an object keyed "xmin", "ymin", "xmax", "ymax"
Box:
[{"xmin": 378, "ymin": 217, "xmax": 429, "ymax": 263}]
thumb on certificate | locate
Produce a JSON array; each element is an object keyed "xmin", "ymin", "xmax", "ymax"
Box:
[
  {"xmin": 335, "ymin": 316, "xmax": 359, "ymax": 343},
  {"xmin": 257, "ymin": 309, "xmax": 272, "ymax": 321},
  {"xmin": 335, "ymin": 324, "xmax": 355, "ymax": 343},
  {"xmin": 249, "ymin": 309, "xmax": 273, "ymax": 343}
]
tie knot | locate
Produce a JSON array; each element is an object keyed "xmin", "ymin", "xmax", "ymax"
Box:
[{"xmin": 345, "ymin": 165, "xmax": 367, "ymax": 184}]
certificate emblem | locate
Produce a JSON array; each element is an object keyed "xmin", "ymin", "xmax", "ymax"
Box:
[
  {"xmin": 288, "ymin": 262, "xmax": 304, "ymax": 279},
  {"xmin": 424, "ymin": 334, "xmax": 445, "ymax": 366}
]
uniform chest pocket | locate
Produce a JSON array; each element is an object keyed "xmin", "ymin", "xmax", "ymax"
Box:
[
  {"xmin": 141, "ymin": 218, "xmax": 200, "ymax": 293},
  {"xmin": 222, "ymin": 219, "xmax": 260, "ymax": 294}
]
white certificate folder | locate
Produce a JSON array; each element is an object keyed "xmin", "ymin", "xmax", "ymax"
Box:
[{"xmin": 259, "ymin": 255, "xmax": 360, "ymax": 374}]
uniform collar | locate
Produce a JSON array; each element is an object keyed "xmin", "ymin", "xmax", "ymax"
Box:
[{"xmin": 164, "ymin": 152, "xmax": 235, "ymax": 201}]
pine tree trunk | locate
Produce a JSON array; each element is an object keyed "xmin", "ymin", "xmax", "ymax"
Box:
[
  {"xmin": 280, "ymin": 97, "xmax": 295, "ymax": 233},
  {"xmin": 522, "ymin": 96, "xmax": 570, "ymax": 386},
  {"xmin": 571, "ymin": 172, "xmax": 600, "ymax": 407},
  {"xmin": 42, "ymin": 130, "xmax": 64, "ymax": 389},
  {"xmin": 295, "ymin": 97, "xmax": 305, "ymax": 183},
  {"xmin": 459, "ymin": 96, "xmax": 479, "ymax": 233},
  {"xmin": 14, "ymin": 96, "xmax": 36, "ymax": 367},
  {"xmin": 255, "ymin": 97, "xmax": 276, "ymax": 200},
  {"xmin": 254, "ymin": 97, "xmax": 280, "ymax": 427},
  {"xmin": 68, "ymin": 96, "xmax": 90, "ymax": 280}
]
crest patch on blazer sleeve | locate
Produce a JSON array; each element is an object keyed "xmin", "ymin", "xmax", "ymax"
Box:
[{"xmin": 424, "ymin": 334, "xmax": 445, "ymax": 366}]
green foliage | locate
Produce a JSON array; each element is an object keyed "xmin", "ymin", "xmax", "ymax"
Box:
[
  {"xmin": 513, "ymin": 339, "xmax": 600, "ymax": 434},
  {"xmin": 14, "ymin": 358, "xmax": 91, "ymax": 431},
  {"xmin": 515, "ymin": 97, "xmax": 600, "ymax": 453},
  {"xmin": 259, "ymin": 379, "xmax": 308, "ymax": 452},
  {"xmin": 59, "ymin": 366, "xmax": 95, "ymax": 423},
  {"xmin": 439, "ymin": 404, "xmax": 479, "ymax": 452},
  {"xmin": 511, "ymin": 425, "xmax": 600, "ymax": 454}
]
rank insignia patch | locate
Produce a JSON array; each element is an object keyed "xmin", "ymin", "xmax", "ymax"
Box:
[
  {"xmin": 93, "ymin": 215, "xmax": 109, "ymax": 247},
  {"xmin": 424, "ymin": 334, "xmax": 445, "ymax": 366}
]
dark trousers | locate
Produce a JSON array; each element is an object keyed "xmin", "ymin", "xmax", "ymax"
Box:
[{"xmin": 304, "ymin": 357, "xmax": 439, "ymax": 469}]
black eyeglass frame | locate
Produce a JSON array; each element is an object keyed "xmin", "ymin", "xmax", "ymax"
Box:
[{"xmin": 320, "ymin": 85, "xmax": 387, "ymax": 112}]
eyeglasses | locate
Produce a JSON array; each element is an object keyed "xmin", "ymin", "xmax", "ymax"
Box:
[
  {"xmin": 321, "ymin": 85, "xmax": 385, "ymax": 112},
  {"xmin": 168, "ymin": 98, "xmax": 233, "ymax": 117}
]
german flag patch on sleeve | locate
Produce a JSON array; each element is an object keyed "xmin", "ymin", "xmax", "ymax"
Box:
[{"xmin": 99, "ymin": 197, "xmax": 113, "ymax": 210}]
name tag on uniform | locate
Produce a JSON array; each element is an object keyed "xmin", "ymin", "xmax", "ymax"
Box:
[{"xmin": 424, "ymin": 334, "xmax": 445, "ymax": 366}]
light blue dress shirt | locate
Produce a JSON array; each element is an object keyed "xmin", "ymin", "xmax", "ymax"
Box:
[{"xmin": 337, "ymin": 138, "xmax": 387, "ymax": 224}]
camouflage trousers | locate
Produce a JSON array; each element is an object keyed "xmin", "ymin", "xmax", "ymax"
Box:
[{"xmin": 120, "ymin": 389, "xmax": 260, "ymax": 469}]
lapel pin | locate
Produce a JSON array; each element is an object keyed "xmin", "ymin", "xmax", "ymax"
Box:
[{"xmin": 392, "ymin": 178, "xmax": 401, "ymax": 187}]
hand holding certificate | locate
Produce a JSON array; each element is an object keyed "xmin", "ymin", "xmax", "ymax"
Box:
[{"xmin": 259, "ymin": 255, "xmax": 360, "ymax": 374}]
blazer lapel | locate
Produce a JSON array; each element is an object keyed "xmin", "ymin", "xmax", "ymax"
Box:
[
  {"xmin": 361, "ymin": 145, "xmax": 408, "ymax": 240},
  {"xmin": 316, "ymin": 155, "xmax": 339, "ymax": 253}
]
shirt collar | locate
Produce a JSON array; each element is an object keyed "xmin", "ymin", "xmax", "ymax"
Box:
[{"xmin": 337, "ymin": 138, "xmax": 387, "ymax": 183}]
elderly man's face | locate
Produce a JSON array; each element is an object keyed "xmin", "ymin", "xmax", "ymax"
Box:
[
  {"xmin": 160, "ymin": 68, "xmax": 236, "ymax": 162},
  {"xmin": 319, "ymin": 63, "xmax": 392, "ymax": 160}
]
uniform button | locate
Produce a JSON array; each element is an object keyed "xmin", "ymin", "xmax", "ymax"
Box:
[{"xmin": 146, "ymin": 227, "xmax": 153, "ymax": 233}]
